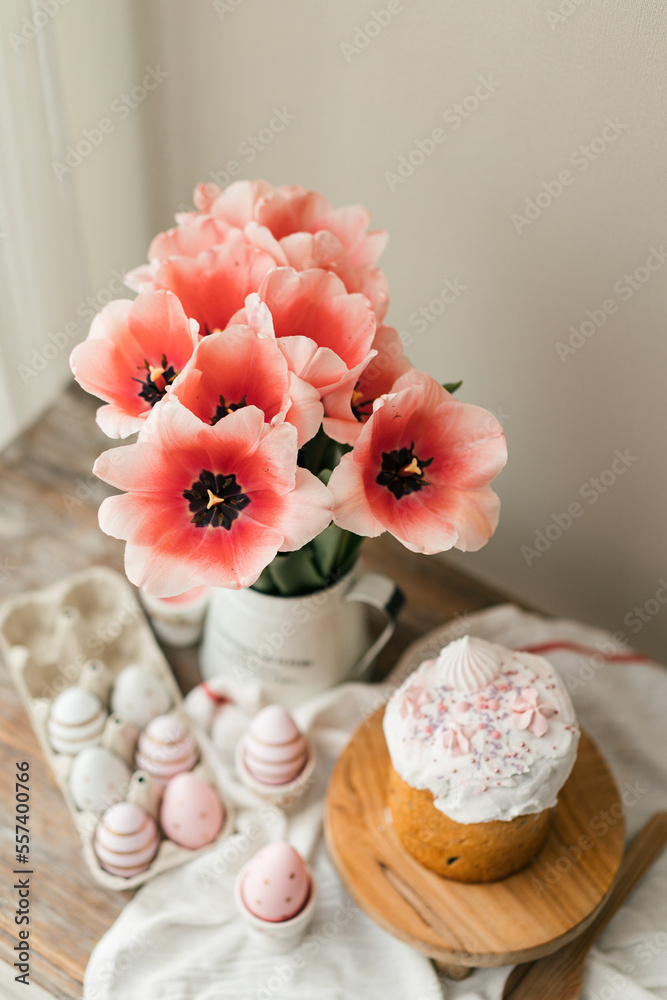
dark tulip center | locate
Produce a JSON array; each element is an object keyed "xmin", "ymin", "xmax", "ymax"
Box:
[
  {"xmin": 351, "ymin": 384, "xmax": 374, "ymax": 423},
  {"xmin": 376, "ymin": 442, "xmax": 433, "ymax": 499},
  {"xmin": 133, "ymin": 354, "xmax": 178, "ymax": 406},
  {"xmin": 183, "ymin": 469, "xmax": 250, "ymax": 529},
  {"xmin": 210, "ymin": 394, "xmax": 247, "ymax": 426}
]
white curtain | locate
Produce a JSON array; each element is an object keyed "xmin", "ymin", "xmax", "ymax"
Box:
[
  {"xmin": 0, "ymin": 0, "xmax": 153, "ymax": 449},
  {"xmin": 0, "ymin": 0, "xmax": 89, "ymax": 446}
]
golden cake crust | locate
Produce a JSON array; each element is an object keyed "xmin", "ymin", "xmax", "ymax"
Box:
[{"xmin": 387, "ymin": 763, "xmax": 552, "ymax": 882}]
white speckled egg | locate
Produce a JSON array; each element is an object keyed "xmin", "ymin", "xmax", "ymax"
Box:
[
  {"xmin": 47, "ymin": 687, "xmax": 108, "ymax": 754},
  {"xmin": 111, "ymin": 665, "xmax": 171, "ymax": 729},
  {"xmin": 94, "ymin": 801, "xmax": 159, "ymax": 877},
  {"xmin": 135, "ymin": 714, "xmax": 198, "ymax": 784},
  {"xmin": 160, "ymin": 772, "xmax": 224, "ymax": 850},
  {"xmin": 241, "ymin": 843, "xmax": 310, "ymax": 922},
  {"xmin": 243, "ymin": 705, "xmax": 308, "ymax": 785},
  {"xmin": 69, "ymin": 746, "xmax": 131, "ymax": 814}
]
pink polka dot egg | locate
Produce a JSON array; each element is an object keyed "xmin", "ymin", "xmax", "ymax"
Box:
[
  {"xmin": 240, "ymin": 842, "xmax": 310, "ymax": 922},
  {"xmin": 160, "ymin": 772, "xmax": 224, "ymax": 850}
]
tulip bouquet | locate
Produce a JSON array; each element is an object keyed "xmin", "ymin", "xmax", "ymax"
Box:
[{"xmin": 70, "ymin": 180, "xmax": 507, "ymax": 599}]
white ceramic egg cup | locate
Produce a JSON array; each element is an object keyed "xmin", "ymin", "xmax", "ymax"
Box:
[
  {"xmin": 0, "ymin": 565, "xmax": 234, "ymax": 890},
  {"xmin": 235, "ymin": 738, "xmax": 316, "ymax": 810},
  {"xmin": 234, "ymin": 861, "xmax": 317, "ymax": 953}
]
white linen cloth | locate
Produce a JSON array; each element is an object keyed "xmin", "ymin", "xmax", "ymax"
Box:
[{"xmin": 84, "ymin": 604, "xmax": 667, "ymax": 1000}]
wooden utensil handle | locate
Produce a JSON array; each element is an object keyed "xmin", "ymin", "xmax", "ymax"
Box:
[
  {"xmin": 567, "ymin": 811, "xmax": 667, "ymax": 958},
  {"xmin": 502, "ymin": 812, "xmax": 667, "ymax": 999}
]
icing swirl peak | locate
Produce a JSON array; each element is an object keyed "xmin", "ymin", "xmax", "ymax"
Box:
[{"xmin": 435, "ymin": 635, "xmax": 503, "ymax": 691}]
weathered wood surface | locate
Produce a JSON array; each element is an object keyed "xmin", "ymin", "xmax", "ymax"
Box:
[
  {"xmin": 0, "ymin": 384, "xmax": 510, "ymax": 997},
  {"xmin": 325, "ymin": 709, "xmax": 625, "ymax": 969}
]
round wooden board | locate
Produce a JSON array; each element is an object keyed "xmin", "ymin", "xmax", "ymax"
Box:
[{"xmin": 325, "ymin": 709, "xmax": 625, "ymax": 968}]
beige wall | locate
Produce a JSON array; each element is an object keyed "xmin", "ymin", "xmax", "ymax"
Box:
[{"xmin": 8, "ymin": 0, "xmax": 667, "ymax": 657}]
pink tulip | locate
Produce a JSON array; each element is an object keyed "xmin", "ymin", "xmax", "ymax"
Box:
[
  {"xmin": 169, "ymin": 324, "xmax": 323, "ymax": 447},
  {"xmin": 278, "ymin": 230, "xmax": 389, "ymax": 321},
  {"xmin": 321, "ymin": 325, "xmax": 413, "ymax": 446},
  {"xmin": 124, "ymin": 216, "xmax": 236, "ymax": 292},
  {"xmin": 194, "ymin": 180, "xmax": 379, "ymax": 254},
  {"xmin": 128, "ymin": 181, "xmax": 389, "ymax": 318},
  {"xmin": 69, "ymin": 290, "xmax": 200, "ymax": 439},
  {"xmin": 192, "ymin": 180, "xmax": 390, "ymax": 319},
  {"xmin": 149, "ymin": 214, "xmax": 233, "ymax": 260},
  {"xmin": 193, "ymin": 179, "xmax": 280, "ymax": 224},
  {"xmin": 145, "ymin": 230, "xmax": 278, "ymax": 336},
  {"xmin": 231, "ymin": 267, "xmax": 377, "ymax": 398},
  {"xmin": 93, "ymin": 400, "xmax": 333, "ymax": 596},
  {"xmin": 328, "ymin": 371, "xmax": 507, "ymax": 553}
]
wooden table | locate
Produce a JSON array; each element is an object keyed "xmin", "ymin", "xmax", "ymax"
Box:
[{"xmin": 0, "ymin": 384, "xmax": 511, "ymax": 999}]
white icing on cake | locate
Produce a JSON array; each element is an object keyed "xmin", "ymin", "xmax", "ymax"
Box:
[
  {"xmin": 383, "ymin": 636, "xmax": 580, "ymax": 824},
  {"xmin": 435, "ymin": 634, "xmax": 501, "ymax": 690}
]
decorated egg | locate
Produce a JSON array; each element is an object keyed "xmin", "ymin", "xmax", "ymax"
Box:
[
  {"xmin": 47, "ymin": 687, "xmax": 108, "ymax": 754},
  {"xmin": 242, "ymin": 705, "xmax": 308, "ymax": 785},
  {"xmin": 94, "ymin": 801, "xmax": 159, "ymax": 877},
  {"xmin": 69, "ymin": 746, "xmax": 131, "ymax": 814},
  {"xmin": 135, "ymin": 714, "xmax": 198, "ymax": 784},
  {"xmin": 240, "ymin": 842, "xmax": 310, "ymax": 922},
  {"xmin": 111, "ymin": 665, "xmax": 171, "ymax": 729},
  {"xmin": 184, "ymin": 679, "xmax": 232, "ymax": 734},
  {"xmin": 160, "ymin": 772, "xmax": 224, "ymax": 849}
]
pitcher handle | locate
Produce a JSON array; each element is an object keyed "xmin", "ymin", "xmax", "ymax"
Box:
[{"xmin": 344, "ymin": 572, "xmax": 405, "ymax": 681}]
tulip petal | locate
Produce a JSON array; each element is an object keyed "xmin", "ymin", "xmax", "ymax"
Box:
[
  {"xmin": 276, "ymin": 468, "xmax": 333, "ymax": 552},
  {"xmin": 124, "ymin": 262, "xmax": 159, "ymax": 292},
  {"xmin": 207, "ymin": 179, "xmax": 275, "ymax": 227},
  {"xmin": 95, "ymin": 404, "xmax": 147, "ymax": 439},
  {"xmin": 148, "ymin": 216, "xmax": 232, "ymax": 262},
  {"xmin": 151, "ymin": 233, "xmax": 277, "ymax": 336},
  {"xmin": 276, "ymin": 336, "xmax": 348, "ymax": 392},
  {"xmin": 257, "ymin": 267, "xmax": 376, "ymax": 370},
  {"xmin": 329, "ymin": 453, "xmax": 385, "ymax": 538}
]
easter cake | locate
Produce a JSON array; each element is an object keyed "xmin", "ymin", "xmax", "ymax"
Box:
[{"xmin": 383, "ymin": 635, "xmax": 579, "ymax": 882}]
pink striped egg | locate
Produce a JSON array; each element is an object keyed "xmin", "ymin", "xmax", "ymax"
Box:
[
  {"xmin": 243, "ymin": 705, "xmax": 308, "ymax": 786},
  {"xmin": 94, "ymin": 802, "xmax": 159, "ymax": 877},
  {"xmin": 135, "ymin": 714, "xmax": 198, "ymax": 784}
]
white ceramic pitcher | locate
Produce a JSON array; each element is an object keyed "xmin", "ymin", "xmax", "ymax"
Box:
[{"xmin": 199, "ymin": 570, "xmax": 403, "ymax": 707}]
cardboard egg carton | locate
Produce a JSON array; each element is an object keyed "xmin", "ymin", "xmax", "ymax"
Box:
[{"xmin": 0, "ymin": 565, "xmax": 233, "ymax": 890}]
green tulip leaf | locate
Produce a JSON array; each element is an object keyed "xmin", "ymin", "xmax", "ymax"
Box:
[{"xmin": 267, "ymin": 547, "xmax": 327, "ymax": 596}]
